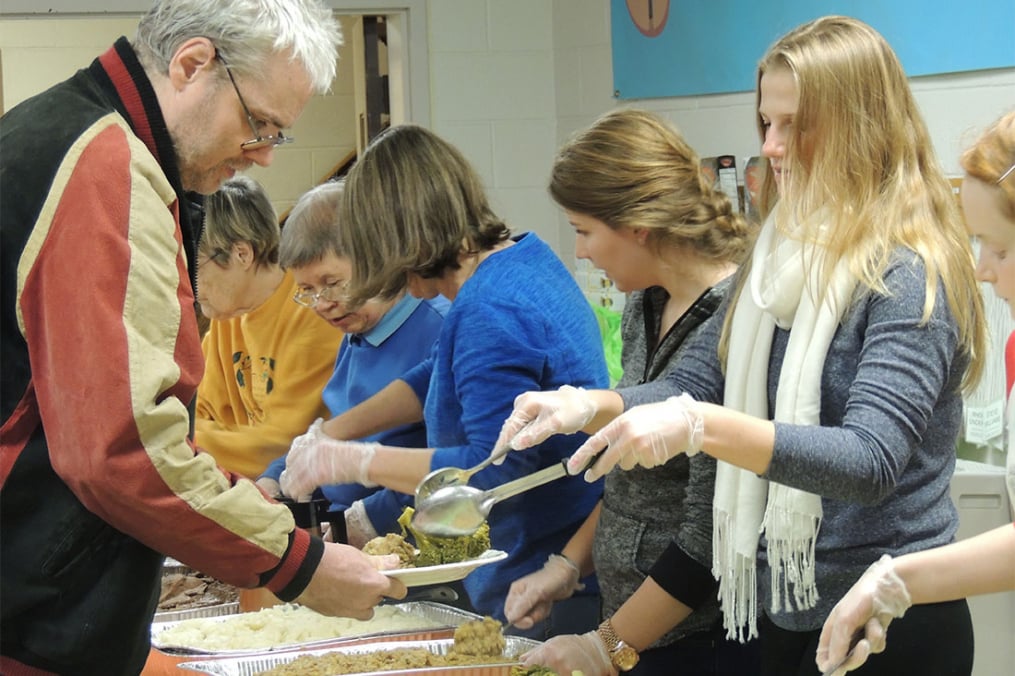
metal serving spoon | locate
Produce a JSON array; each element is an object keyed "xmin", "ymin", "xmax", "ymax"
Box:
[
  {"xmin": 411, "ymin": 451, "xmax": 603, "ymax": 537},
  {"xmin": 414, "ymin": 445, "xmax": 511, "ymax": 502}
]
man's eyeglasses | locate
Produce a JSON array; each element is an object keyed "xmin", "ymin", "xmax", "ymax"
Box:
[
  {"xmin": 218, "ymin": 53, "xmax": 294, "ymax": 151},
  {"xmin": 293, "ymin": 282, "xmax": 348, "ymax": 307}
]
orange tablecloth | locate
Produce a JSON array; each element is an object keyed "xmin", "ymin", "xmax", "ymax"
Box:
[{"xmin": 141, "ymin": 648, "xmax": 204, "ymax": 676}]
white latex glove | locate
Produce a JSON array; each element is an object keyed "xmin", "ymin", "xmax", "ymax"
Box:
[
  {"xmin": 255, "ymin": 476, "xmax": 282, "ymax": 498},
  {"xmin": 520, "ymin": 630, "xmax": 616, "ymax": 676},
  {"xmin": 504, "ymin": 554, "xmax": 585, "ymax": 629},
  {"xmin": 344, "ymin": 500, "xmax": 380, "ymax": 549},
  {"xmin": 567, "ymin": 394, "xmax": 703, "ymax": 482},
  {"xmin": 294, "ymin": 541, "xmax": 406, "ymax": 620},
  {"xmin": 816, "ymin": 554, "xmax": 912, "ymax": 675},
  {"xmin": 492, "ymin": 385, "xmax": 597, "ymax": 463},
  {"xmin": 279, "ymin": 419, "xmax": 378, "ymax": 498}
]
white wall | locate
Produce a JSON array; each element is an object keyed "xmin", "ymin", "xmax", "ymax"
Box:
[{"xmin": 425, "ymin": 0, "xmax": 562, "ymax": 254}]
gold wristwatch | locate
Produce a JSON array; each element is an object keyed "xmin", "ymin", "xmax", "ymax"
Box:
[{"xmin": 597, "ymin": 618, "xmax": 640, "ymax": 671}]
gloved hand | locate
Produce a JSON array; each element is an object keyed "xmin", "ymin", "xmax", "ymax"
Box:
[
  {"xmin": 504, "ymin": 554, "xmax": 585, "ymax": 629},
  {"xmin": 520, "ymin": 631, "xmax": 616, "ymax": 676},
  {"xmin": 816, "ymin": 554, "xmax": 912, "ymax": 675},
  {"xmin": 344, "ymin": 499, "xmax": 380, "ymax": 549},
  {"xmin": 279, "ymin": 419, "xmax": 378, "ymax": 498},
  {"xmin": 492, "ymin": 385, "xmax": 597, "ymax": 463},
  {"xmin": 567, "ymin": 393, "xmax": 703, "ymax": 482},
  {"xmin": 255, "ymin": 476, "xmax": 283, "ymax": 498}
]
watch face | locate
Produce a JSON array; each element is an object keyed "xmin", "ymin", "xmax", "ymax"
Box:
[{"xmin": 614, "ymin": 643, "xmax": 640, "ymax": 671}]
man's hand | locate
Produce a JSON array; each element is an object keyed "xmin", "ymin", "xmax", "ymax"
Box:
[{"xmin": 294, "ymin": 542, "xmax": 406, "ymax": 619}]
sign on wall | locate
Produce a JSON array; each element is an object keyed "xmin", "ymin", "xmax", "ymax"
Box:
[{"xmin": 612, "ymin": 0, "xmax": 1015, "ymax": 100}]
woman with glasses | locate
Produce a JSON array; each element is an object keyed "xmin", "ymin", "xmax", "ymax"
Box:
[
  {"xmin": 256, "ymin": 180, "xmax": 449, "ymax": 525},
  {"xmin": 195, "ymin": 174, "xmax": 343, "ymax": 478},
  {"xmin": 278, "ymin": 125, "xmax": 609, "ymax": 634}
]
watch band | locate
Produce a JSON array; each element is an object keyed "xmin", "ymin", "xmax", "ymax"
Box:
[
  {"xmin": 597, "ymin": 618, "xmax": 640, "ymax": 672},
  {"xmin": 597, "ymin": 618, "xmax": 622, "ymax": 652}
]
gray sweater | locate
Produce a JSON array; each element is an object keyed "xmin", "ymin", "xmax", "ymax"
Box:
[
  {"xmin": 594, "ymin": 278, "xmax": 731, "ymax": 647},
  {"xmin": 621, "ymin": 252, "xmax": 967, "ymax": 632}
]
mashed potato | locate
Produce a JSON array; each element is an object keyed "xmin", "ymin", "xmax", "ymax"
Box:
[{"xmin": 154, "ymin": 604, "xmax": 442, "ymax": 652}]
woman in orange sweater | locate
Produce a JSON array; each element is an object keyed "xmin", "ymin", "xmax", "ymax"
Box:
[{"xmin": 195, "ymin": 175, "xmax": 343, "ymax": 477}]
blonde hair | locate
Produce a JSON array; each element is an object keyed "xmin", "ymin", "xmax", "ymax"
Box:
[
  {"xmin": 961, "ymin": 109, "xmax": 1015, "ymax": 220},
  {"xmin": 550, "ymin": 108, "xmax": 754, "ymax": 264},
  {"xmin": 724, "ymin": 15, "xmax": 985, "ymax": 391},
  {"xmin": 339, "ymin": 124, "xmax": 510, "ymax": 303}
]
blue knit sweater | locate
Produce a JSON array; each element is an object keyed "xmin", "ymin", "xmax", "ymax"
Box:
[{"xmin": 364, "ymin": 233, "xmax": 609, "ymax": 619}]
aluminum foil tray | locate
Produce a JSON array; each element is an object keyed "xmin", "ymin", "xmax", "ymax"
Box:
[
  {"xmin": 157, "ymin": 558, "xmax": 241, "ymax": 622},
  {"xmin": 177, "ymin": 636, "xmax": 542, "ymax": 676},
  {"xmin": 163, "ymin": 557, "xmax": 190, "ymax": 575},
  {"xmin": 151, "ymin": 602, "xmax": 482, "ymax": 656},
  {"xmin": 154, "ymin": 601, "xmax": 241, "ymax": 624}
]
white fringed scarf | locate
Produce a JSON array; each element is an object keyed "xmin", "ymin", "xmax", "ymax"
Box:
[{"xmin": 713, "ymin": 210, "xmax": 856, "ymax": 641}]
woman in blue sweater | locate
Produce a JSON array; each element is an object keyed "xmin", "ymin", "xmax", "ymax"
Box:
[
  {"xmin": 493, "ymin": 16, "xmax": 987, "ymax": 676},
  {"xmin": 279, "ymin": 125, "xmax": 608, "ymax": 634}
]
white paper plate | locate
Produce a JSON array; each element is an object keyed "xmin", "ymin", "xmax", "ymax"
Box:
[{"xmin": 381, "ymin": 550, "xmax": 507, "ymax": 586}]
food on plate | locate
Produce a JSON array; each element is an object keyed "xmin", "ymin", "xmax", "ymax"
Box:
[
  {"xmin": 361, "ymin": 507, "xmax": 492, "ymax": 569},
  {"xmin": 256, "ymin": 617, "xmax": 515, "ymax": 675},
  {"xmin": 362, "ymin": 533, "xmax": 417, "ymax": 567},
  {"xmin": 397, "ymin": 506, "xmax": 491, "ymax": 567},
  {"xmin": 158, "ymin": 569, "xmax": 238, "ymax": 611},
  {"xmin": 153, "ymin": 603, "xmax": 441, "ymax": 652}
]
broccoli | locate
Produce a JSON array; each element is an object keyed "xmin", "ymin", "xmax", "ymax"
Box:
[{"xmin": 397, "ymin": 506, "xmax": 491, "ymax": 566}]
